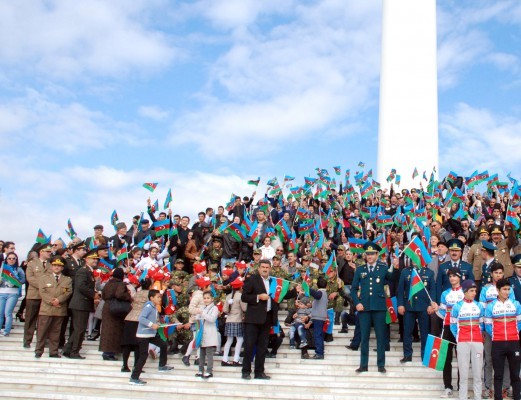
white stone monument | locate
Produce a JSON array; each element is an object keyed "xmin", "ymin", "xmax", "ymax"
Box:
[{"xmin": 377, "ymin": 0, "xmax": 439, "ymax": 187}]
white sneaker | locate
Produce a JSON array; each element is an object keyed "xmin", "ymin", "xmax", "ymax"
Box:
[{"xmin": 440, "ymin": 388, "xmax": 453, "ymax": 398}]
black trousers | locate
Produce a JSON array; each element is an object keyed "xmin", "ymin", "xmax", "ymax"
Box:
[
  {"xmin": 492, "ymin": 341, "xmax": 521, "ymax": 400},
  {"xmin": 131, "ymin": 335, "xmax": 167, "ymax": 380},
  {"xmin": 65, "ymin": 310, "xmax": 89, "ymax": 356},
  {"xmin": 442, "ymin": 328, "xmax": 459, "ymax": 390},
  {"xmin": 242, "ymin": 314, "xmax": 271, "ymax": 376}
]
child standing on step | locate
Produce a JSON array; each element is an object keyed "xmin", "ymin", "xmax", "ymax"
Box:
[{"xmin": 195, "ymin": 290, "xmax": 219, "ymax": 379}]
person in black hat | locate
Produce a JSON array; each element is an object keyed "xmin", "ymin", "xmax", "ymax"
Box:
[
  {"xmin": 490, "ymin": 224, "xmax": 514, "ymax": 278},
  {"xmin": 467, "ymin": 226, "xmax": 491, "ymax": 290},
  {"xmin": 85, "ymin": 225, "xmax": 109, "ymax": 250},
  {"xmin": 436, "ymin": 238, "xmax": 474, "ymax": 299},
  {"xmin": 436, "ymin": 267, "xmax": 463, "ymax": 398},
  {"xmin": 481, "ymin": 240, "xmax": 499, "ymax": 287},
  {"xmin": 351, "ymin": 241, "xmax": 399, "ymax": 374}
]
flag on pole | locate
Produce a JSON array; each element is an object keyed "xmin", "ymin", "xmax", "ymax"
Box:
[
  {"xmin": 408, "ymin": 268, "xmax": 426, "ymax": 302},
  {"xmin": 348, "ymin": 238, "xmax": 367, "ymax": 254},
  {"xmin": 143, "ymin": 183, "xmax": 158, "ymax": 192},
  {"xmin": 111, "ymin": 210, "xmax": 119, "ymax": 226},
  {"xmin": 193, "ymin": 320, "xmax": 204, "ymax": 349},
  {"xmin": 117, "ymin": 243, "xmax": 128, "ymax": 262},
  {"xmin": 422, "ymin": 334, "xmax": 450, "ymax": 371},
  {"xmin": 36, "ymin": 229, "xmax": 49, "ymax": 244},
  {"xmin": 323, "ymin": 308, "xmax": 335, "ymax": 334},
  {"xmin": 412, "ymin": 167, "xmax": 418, "ymax": 179},
  {"xmin": 163, "ymin": 289, "xmax": 178, "ymax": 315},
  {"xmin": 247, "ymin": 178, "xmax": 260, "ymax": 186},
  {"xmin": 0, "ymin": 265, "xmax": 22, "ymax": 288},
  {"xmin": 158, "ymin": 323, "xmax": 180, "ymax": 341},
  {"xmin": 386, "ymin": 297, "xmax": 398, "ymax": 323},
  {"xmin": 154, "ymin": 219, "xmax": 170, "ymax": 236},
  {"xmin": 67, "ymin": 219, "xmax": 77, "ymax": 239},
  {"xmin": 164, "ymin": 189, "xmax": 172, "ymax": 209},
  {"xmin": 403, "ymin": 236, "xmax": 432, "ymax": 268}
]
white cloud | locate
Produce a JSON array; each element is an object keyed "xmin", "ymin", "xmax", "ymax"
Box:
[
  {"xmin": 0, "ymin": 160, "xmax": 253, "ymax": 259},
  {"xmin": 0, "ymin": 0, "xmax": 176, "ymax": 79},
  {"xmin": 138, "ymin": 105, "xmax": 169, "ymax": 121},
  {"xmin": 169, "ymin": 0, "xmax": 382, "ymax": 159},
  {"xmin": 440, "ymin": 103, "xmax": 521, "ymax": 173},
  {"xmin": 0, "ymin": 90, "xmax": 143, "ymax": 153}
]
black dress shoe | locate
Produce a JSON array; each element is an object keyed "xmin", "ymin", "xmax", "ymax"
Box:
[
  {"xmin": 378, "ymin": 366, "xmax": 387, "ymax": 373},
  {"xmin": 241, "ymin": 373, "xmax": 251, "ymax": 380},
  {"xmin": 35, "ymin": 353, "xmax": 42, "ymax": 358},
  {"xmin": 69, "ymin": 354, "xmax": 86, "ymax": 360},
  {"xmin": 62, "ymin": 352, "xmax": 70, "ymax": 358},
  {"xmin": 254, "ymin": 373, "xmax": 271, "ymax": 380},
  {"xmin": 121, "ymin": 366, "xmax": 131, "ymax": 372},
  {"xmin": 400, "ymin": 356, "xmax": 412, "ymax": 363},
  {"xmin": 356, "ymin": 367, "xmax": 368, "ymax": 373},
  {"xmin": 345, "ymin": 345, "xmax": 359, "ymax": 351},
  {"xmin": 102, "ymin": 355, "xmax": 118, "ymax": 361},
  {"xmin": 266, "ymin": 353, "xmax": 276, "ymax": 358},
  {"xmin": 373, "ymin": 347, "xmax": 390, "ymax": 352},
  {"xmin": 23, "ymin": 343, "xmax": 30, "ymax": 349},
  {"xmin": 49, "ymin": 354, "xmax": 62, "ymax": 358},
  {"xmin": 312, "ymin": 354, "xmax": 324, "ymax": 359}
]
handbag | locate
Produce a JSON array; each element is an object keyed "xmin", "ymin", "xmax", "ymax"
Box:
[{"xmin": 108, "ymin": 298, "xmax": 132, "ymax": 318}]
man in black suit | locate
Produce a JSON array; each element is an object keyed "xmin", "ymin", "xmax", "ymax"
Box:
[
  {"xmin": 62, "ymin": 249, "xmax": 100, "ymax": 359},
  {"xmin": 241, "ymin": 259, "xmax": 298, "ymax": 380}
]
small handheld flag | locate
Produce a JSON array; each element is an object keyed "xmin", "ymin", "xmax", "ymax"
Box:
[
  {"xmin": 143, "ymin": 183, "xmax": 158, "ymax": 192},
  {"xmin": 422, "ymin": 334, "xmax": 450, "ymax": 371}
]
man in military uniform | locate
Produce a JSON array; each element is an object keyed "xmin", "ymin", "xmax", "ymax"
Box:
[
  {"xmin": 206, "ymin": 237, "xmax": 223, "ymax": 268},
  {"xmin": 481, "ymin": 240, "xmax": 498, "ymax": 286},
  {"xmin": 490, "ymin": 225, "xmax": 513, "ymax": 278},
  {"xmin": 351, "ymin": 242, "xmax": 399, "ymax": 373},
  {"xmin": 467, "ymin": 226, "xmax": 490, "ymax": 290},
  {"xmin": 271, "ymin": 255, "xmax": 290, "ymax": 281},
  {"xmin": 35, "ymin": 256, "xmax": 73, "ymax": 358},
  {"xmin": 168, "ymin": 306, "xmax": 193, "ymax": 355},
  {"xmin": 169, "ymin": 274, "xmax": 189, "ymax": 308},
  {"xmin": 249, "ymin": 249, "xmax": 262, "ymax": 273},
  {"xmin": 325, "ymin": 269, "xmax": 343, "ymax": 325},
  {"xmin": 436, "ymin": 238, "xmax": 474, "ymax": 297},
  {"xmin": 396, "ymin": 251, "xmax": 436, "ymax": 363},
  {"xmin": 63, "ymin": 249, "xmax": 100, "ymax": 359},
  {"xmin": 63, "ymin": 241, "xmax": 86, "ymax": 283},
  {"xmin": 23, "ymin": 243, "xmax": 53, "ymax": 348}
]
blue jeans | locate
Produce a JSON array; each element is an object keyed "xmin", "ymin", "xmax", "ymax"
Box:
[
  {"xmin": 289, "ymin": 322, "xmax": 306, "ymax": 343},
  {"xmin": 0, "ymin": 293, "xmax": 20, "ymax": 334},
  {"xmin": 312, "ymin": 319, "xmax": 325, "ymax": 356}
]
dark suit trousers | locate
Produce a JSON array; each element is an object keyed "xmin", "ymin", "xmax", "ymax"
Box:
[
  {"xmin": 242, "ymin": 312, "xmax": 272, "ymax": 376},
  {"xmin": 23, "ymin": 299, "xmax": 41, "ymax": 346},
  {"xmin": 67, "ymin": 310, "xmax": 89, "ymax": 356},
  {"xmin": 36, "ymin": 316, "xmax": 64, "ymax": 356},
  {"xmin": 131, "ymin": 335, "xmax": 168, "ymax": 380}
]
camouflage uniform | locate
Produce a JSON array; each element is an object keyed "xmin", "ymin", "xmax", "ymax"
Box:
[
  {"xmin": 171, "ymin": 306, "xmax": 193, "ymax": 350},
  {"xmin": 206, "ymin": 248, "xmax": 223, "ymax": 267}
]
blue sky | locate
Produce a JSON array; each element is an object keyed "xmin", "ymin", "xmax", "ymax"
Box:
[{"xmin": 0, "ymin": 0, "xmax": 520, "ymax": 254}]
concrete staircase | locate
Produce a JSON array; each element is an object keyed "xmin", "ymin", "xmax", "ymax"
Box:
[{"xmin": 0, "ymin": 314, "xmax": 455, "ymax": 400}]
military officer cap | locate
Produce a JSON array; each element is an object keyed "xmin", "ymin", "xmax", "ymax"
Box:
[
  {"xmin": 363, "ymin": 241, "xmax": 381, "ymax": 254},
  {"xmin": 489, "ymin": 225, "xmax": 503, "ymax": 235},
  {"xmin": 50, "ymin": 256, "xmax": 67, "ymax": 266},
  {"xmin": 481, "ymin": 240, "xmax": 497, "ymax": 252},
  {"xmin": 37, "ymin": 243, "xmax": 53, "ymax": 253},
  {"xmin": 93, "ymin": 224, "xmax": 104, "ymax": 230},
  {"xmin": 253, "ymin": 249, "xmax": 262, "ymax": 255},
  {"xmin": 447, "ymin": 238, "xmax": 464, "ymax": 251},
  {"xmin": 461, "ymin": 280, "xmax": 476, "ymax": 293},
  {"xmin": 513, "ymin": 254, "xmax": 521, "ymax": 267},
  {"xmin": 446, "ymin": 267, "xmax": 461, "ymax": 278},
  {"xmin": 84, "ymin": 249, "xmax": 99, "ymax": 259},
  {"xmin": 71, "ymin": 240, "xmax": 86, "ymax": 250},
  {"xmin": 478, "ymin": 226, "xmax": 489, "ymax": 236}
]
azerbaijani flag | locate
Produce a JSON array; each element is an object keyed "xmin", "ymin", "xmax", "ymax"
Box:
[
  {"xmin": 143, "ymin": 182, "xmax": 158, "ymax": 192},
  {"xmin": 162, "ymin": 289, "xmax": 178, "ymax": 315},
  {"xmin": 117, "ymin": 243, "xmax": 128, "ymax": 262},
  {"xmin": 164, "ymin": 188, "xmax": 172, "ymax": 209},
  {"xmin": 408, "ymin": 268, "xmax": 425, "ymax": 301},
  {"xmin": 111, "ymin": 210, "xmax": 119, "ymax": 226},
  {"xmin": 154, "ymin": 219, "xmax": 170, "ymax": 236},
  {"xmin": 422, "ymin": 334, "xmax": 450, "ymax": 371},
  {"xmin": 348, "ymin": 237, "xmax": 367, "ymax": 254},
  {"xmin": 403, "ymin": 236, "xmax": 432, "ymax": 268},
  {"xmin": 193, "ymin": 320, "xmax": 204, "ymax": 349},
  {"xmin": 98, "ymin": 258, "xmax": 114, "ymax": 273},
  {"xmin": 386, "ymin": 296, "xmax": 398, "ymax": 324},
  {"xmin": 0, "ymin": 265, "xmax": 22, "ymax": 288},
  {"xmin": 227, "ymin": 223, "xmax": 247, "ymax": 242},
  {"xmin": 67, "ymin": 219, "xmax": 77, "ymax": 239},
  {"xmin": 358, "ymin": 161, "xmax": 365, "ymax": 168},
  {"xmin": 158, "ymin": 323, "xmax": 180, "ymax": 342},
  {"xmin": 302, "ymin": 281, "xmax": 310, "ymax": 297},
  {"xmin": 323, "ymin": 308, "xmax": 335, "ymax": 334},
  {"xmin": 36, "ymin": 229, "xmax": 49, "ymax": 244},
  {"xmin": 412, "ymin": 167, "xmax": 418, "ymax": 179},
  {"xmin": 248, "ymin": 177, "xmax": 260, "ymax": 186},
  {"xmin": 269, "ymin": 277, "xmax": 290, "ymax": 303},
  {"xmin": 322, "ymin": 252, "xmax": 337, "ymax": 275}
]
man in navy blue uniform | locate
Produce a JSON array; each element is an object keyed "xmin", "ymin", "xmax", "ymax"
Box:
[
  {"xmin": 436, "ymin": 238, "xmax": 474, "ymax": 301},
  {"xmin": 397, "ymin": 244, "xmax": 437, "ymax": 363},
  {"xmin": 508, "ymin": 254, "xmax": 521, "ymax": 303},
  {"xmin": 351, "ymin": 242, "xmax": 399, "ymax": 373}
]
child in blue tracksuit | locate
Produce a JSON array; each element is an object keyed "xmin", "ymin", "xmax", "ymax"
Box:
[{"xmin": 130, "ymin": 290, "xmax": 173, "ymax": 385}]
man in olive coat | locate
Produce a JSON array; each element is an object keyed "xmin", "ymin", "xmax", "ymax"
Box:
[{"xmin": 35, "ymin": 256, "xmax": 72, "ymax": 358}]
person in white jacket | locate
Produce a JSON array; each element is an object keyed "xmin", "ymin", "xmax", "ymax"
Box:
[{"xmin": 195, "ymin": 291, "xmax": 219, "ymax": 378}]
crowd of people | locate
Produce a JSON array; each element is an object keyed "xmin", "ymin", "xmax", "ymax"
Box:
[{"xmin": 0, "ymin": 170, "xmax": 521, "ymax": 399}]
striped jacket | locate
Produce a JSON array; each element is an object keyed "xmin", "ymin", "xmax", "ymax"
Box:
[
  {"xmin": 484, "ymin": 299, "xmax": 521, "ymax": 341},
  {"xmin": 450, "ymin": 299, "xmax": 484, "ymax": 342}
]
